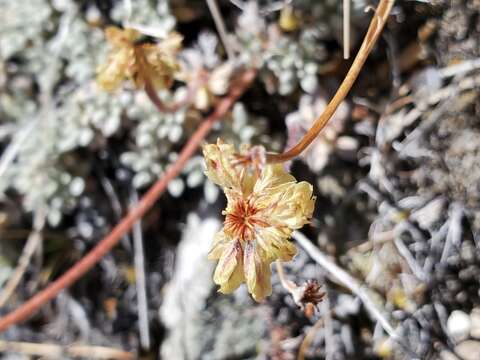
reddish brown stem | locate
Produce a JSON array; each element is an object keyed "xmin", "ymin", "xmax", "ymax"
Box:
[
  {"xmin": 144, "ymin": 76, "xmax": 203, "ymax": 113},
  {"xmin": 135, "ymin": 45, "xmax": 204, "ymax": 114},
  {"xmin": 0, "ymin": 68, "xmax": 256, "ymax": 333}
]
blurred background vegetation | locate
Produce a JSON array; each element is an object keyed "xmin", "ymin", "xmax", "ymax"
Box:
[{"xmin": 0, "ymin": 0, "xmax": 479, "ymax": 359}]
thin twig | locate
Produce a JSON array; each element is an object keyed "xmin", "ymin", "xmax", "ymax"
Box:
[
  {"xmin": 135, "ymin": 45, "xmax": 205, "ymax": 114},
  {"xmin": 0, "ymin": 340, "xmax": 134, "ymax": 360},
  {"xmin": 0, "ymin": 69, "xmax": 256, "ymax": 332},
  {"xmin": 440, "ymin": 203, "xmax": 463, "ymax": 263},
  {"xmin": 275, "ymin": 260, "xmax": 297, "ymax": 293},
  {"xmin": 393, "ymin": 236, "xmax": 428, "ymax": 282},
  {"xmin": 297, "ymin": 316, "xmax": 325, "ymax": 360},
  {"xmin": 0, "ymin": 120, "xmax": 37, "ymax": 180},
  {"xmin": 130, "ymin": 190, "xmax": 150, "ymax": 350},
  {"xmin": 267, "ymin": 0, "xmax": 395, "ymax": 163},
  {"xmin": 98, "ymin": 173, "xmax": 131, "ymax": 251},
  {"xmin": 321, "ymin": 287, "xmax": 334, "ymax": 360},
  {"xmin": 143, "ymin": 77, "xmax": 198, "ymax": 113},
  {"xmin": 260, "ymin": 0, "xmax": 292, "ymax": 15},
  {"xmin": 206, "ymin": 0, "xmax": 235, "ymax": 60},
  {"xmin": 229, "ymin": 0, "xmax": 245, "ymax": 11},
  {"xmin": 343, "ymin": 0, "xmax": 351, "ymax": 59},
  {"xmin": 293, "ymin": 231, "xmax": 420, "ymax": 359},
  {"xmin": 0, "ymin": 210, "xmax": 46, "ymax": 308},
  {"xmin": 391, "ymin": 222, "xmax": 428, "ymax": 282},
  {"xmin": 438, "ymin": 57, "xmax": 480, "ymax": 78}
]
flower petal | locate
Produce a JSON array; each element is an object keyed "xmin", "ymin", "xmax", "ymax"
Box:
[
  {"xmin": 244, "ymin": 241, "xmax": 272, "ymax": 301},
  {"xmin": 97, "ymin": 47, "xmax": 134, "ymax": 91},
  {"xmin": 207, "ymin": 230, "xmax": 230, "ymax": 260},
  {"xmin": 255, "ymin": 226, "xmax": 297, "ymax": 262},
  {"xmin": 203, "ymin": 139, "xmax": 240, "ymax": 190},
  {"xmin": 253, "ymin": 164, "xmax": 295, "ymax": 195},
  {"xmin": 213, "ymin": 240, "xmax": 242, "ymax": 288},
  {"xmin": 261, "ymin": 181, "xmax": 315, "ymax": 230},
  {"xmin": 218, "ymin": 258, "xmax": 244, "ymax": 294},
  {"xmin": 138, "ymin": 37, "xmax": 181, "ymax": 89}
]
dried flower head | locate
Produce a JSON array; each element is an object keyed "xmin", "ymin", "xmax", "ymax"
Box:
[
  {"xmin": 292, "ymin": 279, "xmax": 325, "ymax": 316},
  {"xmin": 203, "ymin": 139, "xmax": 316, "ymax": 301},
  {"xmin": 97, "ymin": 26, "xmax": 182, "ymax": 91}
]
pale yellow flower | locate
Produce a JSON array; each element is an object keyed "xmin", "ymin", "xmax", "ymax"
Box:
[
  {"xmin": 97, "ymin": 26, "xmax": 182, "ymax": 91},
  {"xmin": 203, "ymin": 140, "xmax": 316, "ymax": 301}
]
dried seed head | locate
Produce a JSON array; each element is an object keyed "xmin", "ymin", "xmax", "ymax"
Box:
[
  {"xmin": 97, "ymin": 26, "xmax": 182, "ymax": 91},
  {"xmin": 292, "ymin": 279, "xmax": 325, "ymax": 315}
]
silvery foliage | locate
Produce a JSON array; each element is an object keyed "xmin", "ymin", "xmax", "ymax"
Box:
[
  {"xmin": 0, "ymin": 0, "xmax": 180, "ymax": 225},
  {"xmin": 120, "ymin": 90, "xmax": 187, "ymax": 190},
  {"xmin": 235, "ymin": 2, "xmax": 327, "ymax": 95},
  {"xmin": 120, "ymin": 96, "xmax": 269, "ymax": 202},
  {"xmin": 0, "ymin": 0, "xmax": 272, "ymax": 225},
  {"xmin": 264, "ymin": 30, "xmax": 326, "ymax": 95},
  {"xmin": 0, "ymin": 0, "xmax": 363, "ymax": 226},
  {"xmin": 294, "ymin": 0, "xmax": 369, "ymax": 39},
  {"xmin": 236, "ymin": 0, "xmax": 367, "ymax": 95},
  {"xmin": 0, "ymin": 0, "xmax": 53, "ymax": 59},
  {"xmin": 111, "ymin": 0, "xmax": 176, "ymax": 37},
  {"xmin": 120, "ymin": 29, "xmax": 268, "ymax": 198}
]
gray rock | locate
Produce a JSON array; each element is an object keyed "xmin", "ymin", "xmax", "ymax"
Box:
[
  {"xmin": 160, "ymin": 213, "xmax": 268, "ymax": 359},
  {"xmin": 447, "ymin": 310, "xmax": 471, "ymax": 343},
  {"xmin": 470, "ymin": 308, "xmax": 480, "ymax": 339},
  {"xmin": 455, "ymin": 340, "xmax": 480, "ymax": 360}
]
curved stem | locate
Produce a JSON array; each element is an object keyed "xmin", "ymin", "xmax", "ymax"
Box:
[
  {"xmin": 0, "ymin": 210, "xmax": 46, "ymax": 308},
  {"xmin": 0, "ymin": 69, "xmax": 256, "ymax": 333},
  {"xmin": 267, "ymin": 0, "xmax": 395, "ymax": 163},
  {"xmin": 144, "ymin": 76, "xmax": 202, "ymax": 114},
  {"xmin": 135, "ymin": 45, "xmax": 204, "ymax": 114},
  {"xmin": 275, "ymin": 260, "xmax": 297, "ymax": 293},
  {"xmin": 297, "ymin": 315, "xmax": 326, "ymax": 360}
]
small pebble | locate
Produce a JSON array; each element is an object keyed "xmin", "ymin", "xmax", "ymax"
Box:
[
  {"xmin": 470, "ymin": 308, "xmax": 480, "ymax": 339},
  {"xmin": 455, "ymin": 340, "xmax": 480, "ymax": 360},
  {"xmin": 440, "ymin": 350, "xmax": 460, "ymax": 360},
  {"xmin": 447, "ymin": 310, "xmax": 471, "ymax": 342}
]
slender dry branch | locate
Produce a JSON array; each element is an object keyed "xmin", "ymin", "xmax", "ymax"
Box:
[
  {"xmin": 136, "ymin": 45, "xmax": 204, "ymax": 114},
  {"xmin": 297, "ymin": 315, "xmax": 325, "ymax": 360},
  {"xmin": 130, "ymin": 191, "xmax": 150, "ymax": 350},
  {"xmin": 0, "ymin": 210, "xmax": 46, "ymax": 308},
  {"xmin": 292, "ymin": 231, "xmax": 420, "ymax": 359},
  {"xmin": 343, "ymin": 0, "xmax": 351, "ymax": 59},
  {"xmin": 144, "ymin": 77, "xmax": 200, "ymax": 113},
  {"xmin": 0, "ymin": 68, "xmax": 256, "ymax": 333},
  {"xmin": 267, "ymin": 0, "xmax": 395, "ymax": 163},
  {"xmin": 0, "ymin": 119, "xmax": 37, "ymax": 179},
  {"xmin": 206, "ymin": 0, "xmax": 235, "ymax": 60},
  {"xmin": 275, "ymin": 260, "xmax": 297, "ymax": 293},
  {"xmin": 0, "ymin": 340, "xmax": 134, "ymax": 360}
]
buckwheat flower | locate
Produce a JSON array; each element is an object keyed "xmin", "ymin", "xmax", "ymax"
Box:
[
  {"xmin": 203, "ymin": 140, "xmax": 316, "ymax": 301},
  {"xmin": 97, "ymin": 26, "xmax": 182, "ymax": 91}
]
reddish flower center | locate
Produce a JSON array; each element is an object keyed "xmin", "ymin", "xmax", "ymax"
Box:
[{"xmin": 224, "ymin": 199, "xmax": 267, "ymax": 241}]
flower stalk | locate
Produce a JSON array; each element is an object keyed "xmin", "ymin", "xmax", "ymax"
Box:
[
  {"xmin": 267, "ymin": 0, "xmax": 395, "ymax": 163},
  {"xmin": 143, "ymin": 74, "xmax": 203, "ymax": 113}
]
